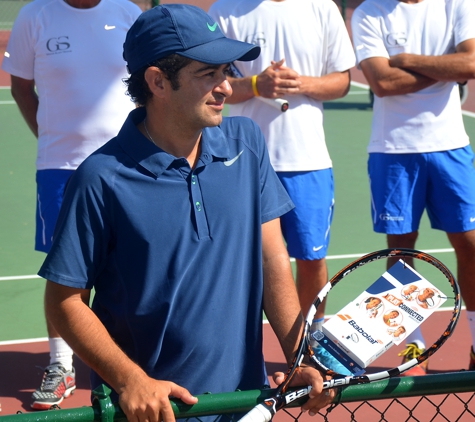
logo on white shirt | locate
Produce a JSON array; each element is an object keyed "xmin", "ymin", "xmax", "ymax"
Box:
[{"xmin": 104, "ymin": 25, "xmax": 116, "ymax": 30}]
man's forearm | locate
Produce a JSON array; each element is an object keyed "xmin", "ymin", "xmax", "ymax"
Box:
[
  {"xmin": 262, "ymin": 219, "xmax": 304, "ymax": 365},
  {"xmin": 263, "ymin": 253, "xmax": 304, "ymax": 364},
  {"xmin": 390, "ymin": 51, "xmax": 475, "ymax": 83},
  {"xmin": 11, "ymin": 75, "xmax": 39, "ymax": 137},
  {"xmin": 298, "ymin": 71, "xmax": 351, "ymax": 101},
  {"xmin": 45, "ymin": 281, "xmax": 147, "ymax": 393},
  {"xmin": 360, "ymin": 57, "xmax": 437, "ymax": 97}
]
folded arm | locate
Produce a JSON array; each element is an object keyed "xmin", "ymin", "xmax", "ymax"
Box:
[
  {"xmin": 361, "ymin": 38, "xmax": 475, "ymax": 97},
  {"xmin": 389, "ymin": 38, "xmax": 475, "ymax": 83}
]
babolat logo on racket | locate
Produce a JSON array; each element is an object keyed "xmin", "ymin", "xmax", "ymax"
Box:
[{"xmin": 284, "ymin": 387, "xmax": 312, "ymax": 404}]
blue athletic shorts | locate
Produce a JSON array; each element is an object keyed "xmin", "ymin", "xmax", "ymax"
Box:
[
  {"xmin": 369, "ymin": 146, "xmax": 475, "ymax": 234},
  {"xmin": 35, "ymin": 169, "xmax": 75, "ymax": 253},
  {"xmin": 277, "ymin": 169, "xmax": 334, "ymax": 260}
]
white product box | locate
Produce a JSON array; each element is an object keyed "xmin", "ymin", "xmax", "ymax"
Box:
[{"xmin": 312, "ymin": 260, "xmax": 447, "ymax": 375}]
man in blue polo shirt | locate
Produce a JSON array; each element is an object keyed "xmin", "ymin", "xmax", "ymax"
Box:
[{"xmin": 38, "ymin": 5, "xmax": 334, "ymax": 421}]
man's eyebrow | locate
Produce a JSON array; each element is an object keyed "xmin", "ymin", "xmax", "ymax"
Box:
[{"xmin": 193, "ymin": 63, "xmax": 230, "ymax": 73}]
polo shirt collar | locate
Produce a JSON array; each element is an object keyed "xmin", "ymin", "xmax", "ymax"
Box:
[{"xmin": 116, "ymin": 108, "xmax": 231, "ymax": 177}]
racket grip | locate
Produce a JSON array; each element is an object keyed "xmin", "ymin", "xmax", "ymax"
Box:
[
  {"xmin": 238, "ymin": 403, "xmax": 274, "ymax": 422},
  {"xmin": 257, "ymin": 96, "xmax": 289, "ymax": 112}
]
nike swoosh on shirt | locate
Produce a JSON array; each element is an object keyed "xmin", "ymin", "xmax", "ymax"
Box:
[
  {"xmin": 104, "ymin": 25, "xmax": 116, "ymax": 30},
  {"xmin": 224, "ymin": 150, "xmax": 244, "ymax": 167}
]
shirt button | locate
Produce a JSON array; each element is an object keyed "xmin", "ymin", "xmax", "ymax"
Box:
[
  {"xmin": 195, "ymin": 201, "xmax": 202, "ymax": 211},
  {"xmin": 192, "ymin": 175, "xmax": 196, "ymax": 185}
]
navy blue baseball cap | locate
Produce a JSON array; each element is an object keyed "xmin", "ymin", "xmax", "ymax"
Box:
[{"xmin": 123, "ymin": 4, "xmax": 261, "ymax": 74}]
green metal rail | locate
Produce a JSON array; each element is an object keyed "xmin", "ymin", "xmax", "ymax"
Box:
[{"xmin": 1, "ymin": 372, "xmax": 475, "ymax": 421}]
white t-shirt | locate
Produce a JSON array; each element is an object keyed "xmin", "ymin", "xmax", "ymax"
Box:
[
  {"xmin": 351, "ymin": 0, "xmax": 475, "ymax": 154},
  {"xmin": 209, "ymin": 0, "xmax": 355, "ymax": 171},
  {"xmin": 2, "ymin": 0, "xmax": 142, "ymax": 170}
]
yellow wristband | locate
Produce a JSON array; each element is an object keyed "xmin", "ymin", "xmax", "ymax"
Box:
[{"xmin": 251, "ymin": 75, "xmax": 260, "ymax": 97}]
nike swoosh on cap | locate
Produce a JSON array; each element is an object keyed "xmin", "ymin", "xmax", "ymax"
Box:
[
  {"xmin": 224, "ymin": 150, "xmax": 244, "ymax": 167},
  {"xmin": 104, "ymin": 25, "xmax": 116, "ymax": 30},
  {"xmin": 207, "ymin": 22, "xmax": 218, "ymax": 32}
]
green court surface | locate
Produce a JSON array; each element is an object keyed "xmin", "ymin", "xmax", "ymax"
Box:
[{"xmin": 0, "ymin": 84, "xmax": 472, "ymax": 342}]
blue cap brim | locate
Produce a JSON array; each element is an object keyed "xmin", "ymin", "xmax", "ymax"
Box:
[{"xmin": 177, "ymin": 37, "xmax": 260, "ymax": 65}]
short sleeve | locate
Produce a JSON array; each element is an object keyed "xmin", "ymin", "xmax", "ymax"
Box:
[{"xmin": 2, "ymin": 5, "xmax": 37, "ymax": 79}]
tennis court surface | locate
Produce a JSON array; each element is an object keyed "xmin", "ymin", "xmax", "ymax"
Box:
[{"xmin": 2, "ymin": 2, "xmax": 475, "ymax": 416}]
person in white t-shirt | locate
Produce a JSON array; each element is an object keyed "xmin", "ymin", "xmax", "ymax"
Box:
[
  {"xmin": 351, "ymin": 0, "xmax": 475, "ymax": 376},
  {"xmin": 2, "ymin": 0, "xmax": 141, "ymax": 409},
  {"xmin": 209, "ymin": 0, "xmax": 355, "ymax": 375}
]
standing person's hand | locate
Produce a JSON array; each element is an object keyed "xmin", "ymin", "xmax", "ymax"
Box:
[
  {"xmin": 256, "ymin": 59, "xmax": 301, "ymax": 98},
  {"xmin": 273, "ymin": 366, "xmax": 336, "ymax": 416},
  {"xmin": 118, "ymin": 373, "xmax": 198, "ymax": 422}
]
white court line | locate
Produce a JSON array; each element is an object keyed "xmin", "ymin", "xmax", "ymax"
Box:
[
  {"xmin": 346, "ymin": 91, "xmax": 369, "ymax": 95},
  {"xmin": 351, "ymin": 81, "xmax": 370, "ymax": 90},
  {"xmin": 0, "ymin": 249, "xmax": 455, "ymax": 282},
  {"xmin": 0, "ymin": 248, "xmax": 460, "ymax": 345},
  {"xmin": 463, "ymin": 109, "xmax": 475, "ymax": 118},
  {"xmin": 0, "ymin": 274, "xmax": 41, "ymax": 281},
  {"xmin": 0, "ymin": 100, "xmax": 15, "ymax": 104},
  {"xmin": 0, "ymin": 337, "xmax": 47, "ymax": 346},
  {"xmin": 0, "ymin": 248, "xmax": 455, "ymax": 282},
  {"xmin": 290, "ymin": 247, "xmax": 454, "ymax": 263}
]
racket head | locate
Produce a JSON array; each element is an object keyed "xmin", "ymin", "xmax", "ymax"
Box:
[
  {"xmin": 306, "ymin": 248, "xmax": 461, "ymax": 380},
  {"xmin": 237, "ymin": 249, "xmax": 460, "ymax": 422}
]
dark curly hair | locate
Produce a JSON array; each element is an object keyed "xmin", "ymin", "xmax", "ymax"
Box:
[{"xmin": 123, "ymin": 54, "xmax": 193, "ymax": 106}]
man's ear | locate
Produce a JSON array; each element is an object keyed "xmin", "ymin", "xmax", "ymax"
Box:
[{"xmin": 144, "ymin": 67, "xmax": 167, "ymax": 98}]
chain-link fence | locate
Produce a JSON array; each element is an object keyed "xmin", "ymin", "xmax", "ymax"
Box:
[{"xmin": 1, "ymin": 372, "xmax": 475, "ymax": 422}]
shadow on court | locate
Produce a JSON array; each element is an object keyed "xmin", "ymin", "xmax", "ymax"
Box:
[{"xmin": 324, "ymin": 101, "xmax": 372, "ymax": 111}]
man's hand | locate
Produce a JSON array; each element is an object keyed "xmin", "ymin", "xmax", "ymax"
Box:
[
  {"xmin": 256, "ymin": 59, "xmax": 301, "ymax": 98},
  {"xmin": 273, "ymin": 366, "xmax": 336, "ymax": 416},
  {"xmin": 118, "ymin": 373, "xmax": 198, "ymax": 422}
]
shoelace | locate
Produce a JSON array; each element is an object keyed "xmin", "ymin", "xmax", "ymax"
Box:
[
  {"xmin": 398, "ymin": 343, "xmax": 424, "ymax": 360},
  {"xmin": 41, "ymin": 366, "xmax": 65, "ymax": 391}
]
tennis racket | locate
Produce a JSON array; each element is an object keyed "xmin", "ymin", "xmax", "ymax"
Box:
[
  {"xmin": 239, "ymin": 248, "xmax": 460, "ymax": 422},
  {"xmin": 230, "ymin": 63, "xmax": 289, "ymax": 112}
]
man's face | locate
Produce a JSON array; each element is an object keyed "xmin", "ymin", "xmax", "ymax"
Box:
[
  {"xmin": 368, "ymin": 298, "xmax": 380, "ymax": 308},
  {"xmin": 168, "ymin": 60, "xmax": 233, "ymax": 131},
  {"xmin": 395, "ymin": 327, "xmax": 405, "ymax": 337},
  {"xmin": 422, "ymin": 288, "xmax": 435, "ymax": 299}
]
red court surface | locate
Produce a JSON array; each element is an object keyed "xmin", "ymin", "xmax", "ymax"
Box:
[
  {"xmin": 0, "ymin": 310, "xmax": 471, "ymax": 418},
  {"xmin": 1, "ymin": 1, "xmax": 475, "ymax": 419}
]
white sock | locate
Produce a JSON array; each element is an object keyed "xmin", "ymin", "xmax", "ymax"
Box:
[
  {"xmin": 311, "ymin": 317, "xmax": 324, "ymax": 332},
  {"xmin": 466, "ymin": 311, "xmax": 475, "ymax": 351},
  {"xmin": 405, "ymin": 326, "xmax": 425, "ymax": 349},
  {"xmin": 49, "ymin": 337, "xmax": 74, "ymax": 371}
]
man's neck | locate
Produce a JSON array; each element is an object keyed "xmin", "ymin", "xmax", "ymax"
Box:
[
  {"xmin": 140, "ymin": 114, "xmax": 203, "ymax": 169},
  {"xmin": 64, "ymin": 0, "xmax": 100, "ymax": 9}
]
